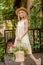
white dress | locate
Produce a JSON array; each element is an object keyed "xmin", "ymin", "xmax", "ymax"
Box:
[{"xmin": 14, "ymin": 20, "xmax": 32, "ymax": 54}]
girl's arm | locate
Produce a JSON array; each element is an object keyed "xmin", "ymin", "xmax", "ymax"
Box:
[
  {"xmin": 21, "ymin": 19, "xmax": 29, "ymax": 39},
  {"xmin": 15, "ymin": 28, "xmax": 17, "ymax": 36},
  {"xmin": 15, "ymin": 24, "xmax": 18, "ymax": 37}
]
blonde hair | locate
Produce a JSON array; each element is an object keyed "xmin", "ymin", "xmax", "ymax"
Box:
[{"xmin": 18, "ymin": 12, "xmax": 28, "ymax": 21}]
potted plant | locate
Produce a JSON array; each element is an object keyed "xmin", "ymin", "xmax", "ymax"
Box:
[{"xmin": 9, "ymin": 44, "xmax": 28, "ymax": 62}]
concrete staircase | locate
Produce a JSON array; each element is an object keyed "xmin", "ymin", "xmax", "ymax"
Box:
[{"xmin": 0, "ymin": 53, "xmax": 43, "ymax": 65}]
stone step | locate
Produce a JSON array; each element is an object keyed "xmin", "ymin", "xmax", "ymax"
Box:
[
  {"xmin": 4, "ymin": 53, "xmax": 43, "ymax": 65},
  {"xmin": 0, "ymin": 62, "xmax": 4, "ymax": 65}
]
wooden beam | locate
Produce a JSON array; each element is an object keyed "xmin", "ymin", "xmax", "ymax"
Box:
[
  {"xmin": 41, "ymin": 0, "xmax": 43, "ymax": 28},
  {"xmin": 27, "ymin": 0, "xmax": 33, "ymax": 19}
]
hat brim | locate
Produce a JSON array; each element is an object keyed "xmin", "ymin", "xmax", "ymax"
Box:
[{"xmin": 16, "ymin": 7, "xmax": 29, "ymax": 15}]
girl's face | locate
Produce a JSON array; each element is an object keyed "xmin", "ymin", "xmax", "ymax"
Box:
[{"xmin": 18, "ymin": 10, "xmax": 27, "ymax": 19}]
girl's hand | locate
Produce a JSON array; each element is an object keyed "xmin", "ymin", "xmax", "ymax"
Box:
[
  {"xmin": 12, "ymin": 44, "xmax": 14, "ymax": 48},
  {"xmin": 16, "ymin": 37, "xmax": 22, "ymax": 43}
]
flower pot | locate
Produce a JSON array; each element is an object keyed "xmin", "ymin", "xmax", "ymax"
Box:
[{"xmin": 15, "ymin": 51, "xmax": 24, "ymax": 62}]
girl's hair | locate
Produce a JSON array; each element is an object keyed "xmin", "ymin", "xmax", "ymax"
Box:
[
  {"xmin": 18, "ymin": 15, "xmax": 20, "ymax": 21},
  {"xmin": 18, "ymin": 13, "xmax": 28, "ymax": 21}
]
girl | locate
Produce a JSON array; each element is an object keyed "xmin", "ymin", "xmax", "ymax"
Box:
[{"xmin": 14, "ymin": 7, "xmax": 41, "ymax": 65}]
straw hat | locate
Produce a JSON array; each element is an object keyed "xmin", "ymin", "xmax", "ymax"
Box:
[{"xmin": 16, "ymin": 7, "xmax": 29, "ymax": 15}]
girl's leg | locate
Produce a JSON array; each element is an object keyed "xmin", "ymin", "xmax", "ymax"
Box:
[
  {"xmin": 21, "ymin": 62, "xmax": 24, "ymax": 65},
  {"xmin": 28, "ymin": 54, "xmax": 41, "ymax": 65}
]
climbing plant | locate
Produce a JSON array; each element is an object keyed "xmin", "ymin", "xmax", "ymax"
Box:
[{"xmin": 30, "ymin": 0, "xmax": 41, "ymax": 28}]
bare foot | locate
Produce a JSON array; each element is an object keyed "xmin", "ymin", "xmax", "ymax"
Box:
[{"xmin": 36, "ymin": 58, "xmax": 41, "ymax": 65}]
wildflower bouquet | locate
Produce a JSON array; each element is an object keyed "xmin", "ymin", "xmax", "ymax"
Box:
[{"xmin": 9, "ymin": 44, "xmax": 29, "ymax": 62}]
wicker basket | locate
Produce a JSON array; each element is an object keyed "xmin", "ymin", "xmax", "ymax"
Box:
[{"xmin": 15, "ymin": 51, "xmax": 24, "ymax": 62}]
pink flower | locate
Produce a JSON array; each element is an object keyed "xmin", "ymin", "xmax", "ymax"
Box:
[{"xmin": 12, "ymin": 44, "xmax": 15, "ymax": 48}]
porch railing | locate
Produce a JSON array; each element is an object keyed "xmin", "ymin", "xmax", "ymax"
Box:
[{"xmin": 0, "ymin": 28, "xmax": 43, "ymax": 53}]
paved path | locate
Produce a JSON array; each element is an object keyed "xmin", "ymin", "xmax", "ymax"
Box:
[
  {"xmin": 0, "ymin": 62, "xmax": 4, "ymax": 65},
  {"xmin": 0, "ymin": 53, "xmax": 43, "ymax": 65}
]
